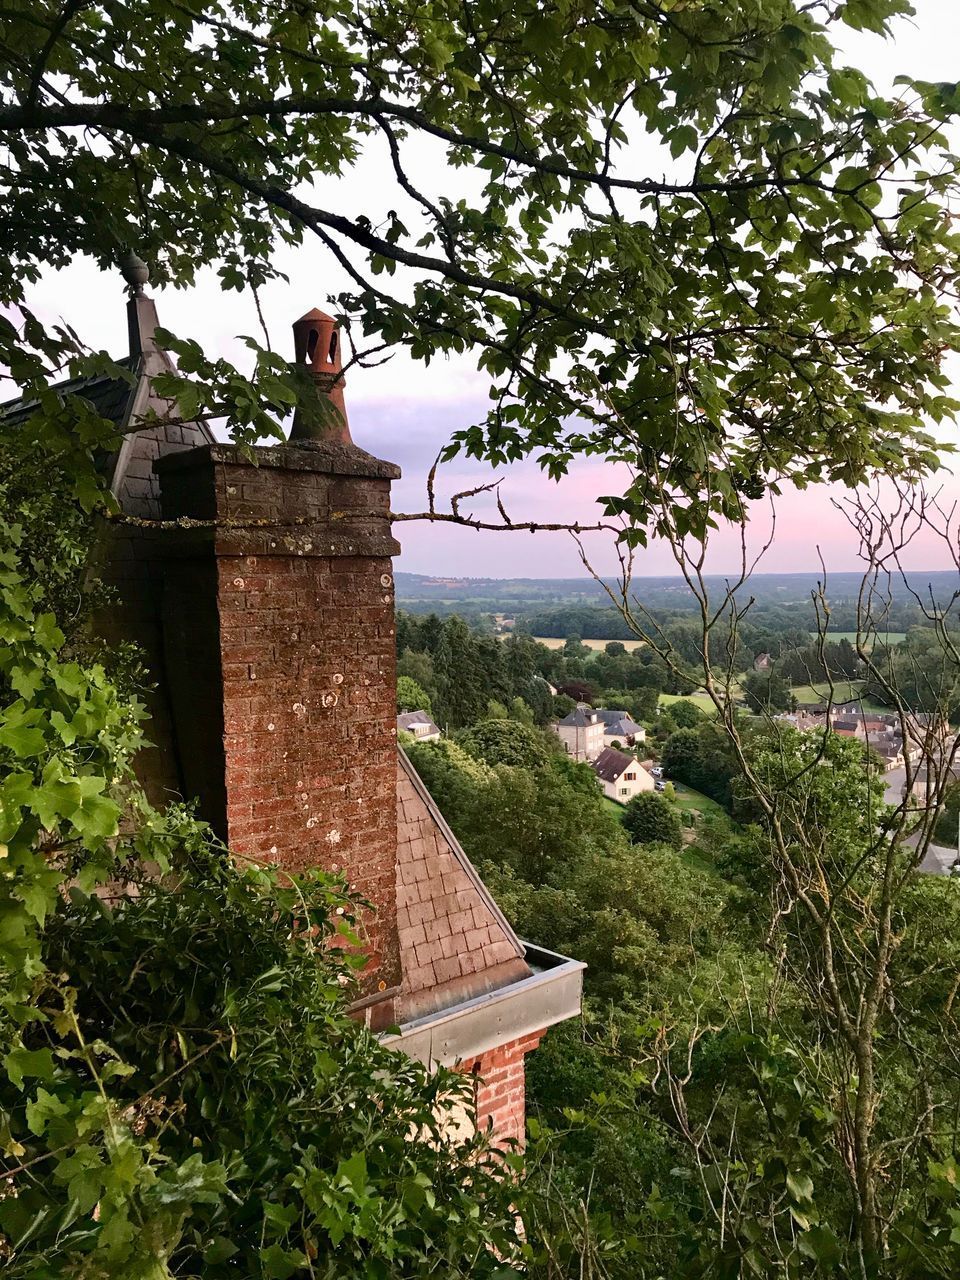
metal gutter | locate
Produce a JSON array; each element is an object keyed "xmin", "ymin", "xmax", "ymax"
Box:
[{"xmin": 383, "ymin": 943, "xmax": 585, "ymax": 1067}]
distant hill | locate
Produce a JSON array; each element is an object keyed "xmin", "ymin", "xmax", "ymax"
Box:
[{"xmin": 395, "ymin": 570, "xmax": 960, "ymax": 613}]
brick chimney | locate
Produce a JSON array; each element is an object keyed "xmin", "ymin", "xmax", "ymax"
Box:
[
  {"xmin": 15, "ymin": 274, "xmax": 583, "ymax": 1153},
  {"xmin": 154, "ymin": 311, "xmax": 402, "ymax": 1021}
]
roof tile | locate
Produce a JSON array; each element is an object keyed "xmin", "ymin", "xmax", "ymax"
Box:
[{"xmin": 395, "ymin": 753, "xmax": 531, "ymax": 1021}]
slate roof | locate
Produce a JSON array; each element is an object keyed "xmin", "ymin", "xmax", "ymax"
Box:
[
  {"xmin": 1, "ymin": 358, "xmax": 137, "ymax": 428},
  {"xmin": 603, "ymin": 715, "xmax": 644, "ymax": 739},
  {"xmin": 0, "ymin": 297, "xmax": 213, "ymax": 519},
  {"xmin": 558, "ymin": 707, "xmax": 599, "ymax": 728},
  {"xmin": 396, "ymin": 752, "xmax": 530, "ymax": 1021},
  {"xmin": 397, "ymin": 710, "xmax": 440, "ymax": 735},
  {"xmin": 591, "ymin": 746, "xmax": 636, "ymax": 783}
]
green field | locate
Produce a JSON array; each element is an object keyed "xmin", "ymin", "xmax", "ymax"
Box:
[
  {"xmin": 789, "ymin": 680, "xmax": 886, "ymax": 710},
  {"xmin": 827, "ymin": 631, "xmax": 906, "ymax": 645},
  {"xmin": 659, "ymin": 692, "xmax": 716, "ymax": 715},
  {"xmin": 671, "ymin": 783, "xmax": 725, "ymax": 819}
]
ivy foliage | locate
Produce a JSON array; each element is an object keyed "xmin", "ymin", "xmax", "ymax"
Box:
[{"xmin": 0, "ymin": 483, "xmax": 525, "ymax": 1274}]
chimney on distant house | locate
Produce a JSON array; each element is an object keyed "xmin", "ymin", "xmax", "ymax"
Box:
[{"xmin": 154, "ymin": 310, "xmax": 403, "ymax": 1019}]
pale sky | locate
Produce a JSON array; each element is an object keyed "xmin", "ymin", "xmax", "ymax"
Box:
[{"xmin": 25, "ymin": 0, "xmax": 960, "ymax": 581}]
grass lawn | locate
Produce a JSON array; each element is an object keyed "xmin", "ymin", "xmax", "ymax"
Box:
[
  {"xmin": 789, "ymin": 679, "xmax": 886, "ymax": 711},
  {"xmin": 602, "ymin": 796, "xmax": 626, "ymax": 822},
  {"xmin": 659, "ymin": 692, "xmax": 716, "ymax": 715},
  {"xmin": 670, "ymin": 783, "xmax": 725, "ymax": 820}
]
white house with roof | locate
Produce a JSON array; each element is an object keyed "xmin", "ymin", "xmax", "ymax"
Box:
[
  {"xmin": 397, "ymin": 710, "xmax": 441, "ymax": 742},
  {"xmin": 592, "ymin": 747, "xmax": 655, "ymax": 804},
  {"xmin": 554, "ymin": 705, "xmax": 605, "ymax": 762}
]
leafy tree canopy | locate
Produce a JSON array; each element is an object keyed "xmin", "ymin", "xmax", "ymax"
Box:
[
  {"xmin": 742, "ymin": 667, "xmax": 795, "ymax": 713},
  {"xmin": 2, "ymin": 0, "xmax": 959, "ymax": 539},
  {"xmin": 667, "ymin": 699, "xmax": 705, "ymax": 729},
  {"xmin": 457, "ymin": 717, "xmax": 552, "ymax": 769},
  {"xmin": 396, "ymin": 673, "xmax": 432, "ymax": 714},
  {"xmin": 622, "ymin": 791, "xmax": 683, "ymax": 850}
]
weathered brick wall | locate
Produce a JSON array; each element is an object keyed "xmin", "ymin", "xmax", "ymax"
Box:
[
  {"xmin": 215, "ymin": 552, "xmax": 400, "ymax": 987},
  {"xmin": 463, "ymin": 1032, "xmax": 543, "ymax": 1150},
  {"xmin": 96, "ymin": 421, "xmax": 212, "ymax": 807},
  {"xmin": 156, "ymin": 442, "xmax": 403, "ymax": 1009}
]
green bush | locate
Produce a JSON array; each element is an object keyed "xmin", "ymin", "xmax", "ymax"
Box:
[{"xmin": 622, "ymin": 792, "xmax": 683, "ymax": 850}]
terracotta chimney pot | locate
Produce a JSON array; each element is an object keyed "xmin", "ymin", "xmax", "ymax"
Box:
[{"xmin": 290, "ymin": 308, "xmax": 351, "ymax": 444}]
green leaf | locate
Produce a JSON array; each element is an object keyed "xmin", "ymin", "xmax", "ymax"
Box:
[
  {"xmin": 0, "ymin": 723, "xmax": 46, "ymax": 757},
  {"xmin": 3, "ymin": 1046, "xmax": 55, "ymax": 1089},
  {"xmin": 204, "ymin": 1237, "xmax": 238, "ymax": 1263},
  {"xmin": 787, "ymin": 1171, "xmax": 814, "ymax": 1202},
  {"xmin": 260, "ymin": 1244, "xmax": 308, "ymax": 1279}
]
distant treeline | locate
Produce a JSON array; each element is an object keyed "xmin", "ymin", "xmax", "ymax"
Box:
[
  {"xmin": 396, "ymin": 570, "xmax": 960, "ymax": 615},
  {"xmin": 521, "ymin": 599, "xmax": 940, "ymax": 640}
]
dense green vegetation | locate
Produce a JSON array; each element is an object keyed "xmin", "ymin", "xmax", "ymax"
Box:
[
  {"xmin": 5, "ymin": 0, "xmax": 960, "ymax": 1273},
  {"xmin": 405, "ymin": 705, "xmax": 960, "ymax": 1279},
  {"xmin": 622, "ymin": 792, "xmax": 683, "ymax": 850}
]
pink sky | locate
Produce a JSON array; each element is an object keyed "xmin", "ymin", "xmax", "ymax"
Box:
[{"xmin": 25, "ymin": 0, "xmax": 960, "ymax": 581}]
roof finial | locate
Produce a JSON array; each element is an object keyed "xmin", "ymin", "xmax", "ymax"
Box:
[{"xmin": 121, "ymin": 250, "xmax": 150, "ymax": 297}]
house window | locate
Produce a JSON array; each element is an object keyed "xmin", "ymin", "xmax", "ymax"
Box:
[
  {"xmin": 625, "ymin": 772, "xmax": 634, "ymax": 780},
  {"xmin": 619, "ymin": 787, "xmax": 629, "ymax": 796}
]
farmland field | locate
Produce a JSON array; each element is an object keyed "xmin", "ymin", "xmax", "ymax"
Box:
[
  {"xmin": 789, "ymin": 680, "xmax": 887, "ymax": 710},
  {"xmin": 659, "ymin": 692, "xmax": 717, "ymax": 715},
  {"xmin": 826, "ymin": 631, "xmax": 906, "ymax": 645},
  {"xmin": 530, "ymin": 636, "xmax": 647, "ymax": 653}
]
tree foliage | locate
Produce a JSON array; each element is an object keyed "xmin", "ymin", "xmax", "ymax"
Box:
[
  {"xmin": 457, "ymin": 718, "xmax": 552, "ymax": 770},
  {"xmin": 622, "ymin": 792, "xmax": 683, "ymax": 850},
  {"xmin": 661, "ymin": 723, "xmax": 740, "ymax": 809},
  {"xmin": 2, "ymin": 0, "xmax": 958, "ymax": 540},
  {"xmin": 666, "ymin": 699, "xmax": 705, "ymax": 730},
  {"xmin": 396, "ymin": 673, "xmax": 432, "ymax": 714},
  {"xmin": 742, "ymin": 667, "xmax": 795, "ymax": 713}
]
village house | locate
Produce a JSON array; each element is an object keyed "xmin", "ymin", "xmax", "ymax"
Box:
[
  {"xmin": 43, "ymin": 265, "xmax": 583, "ymax": 1149},
  {"xmin": 397, "ymin": 709, "xmax": 442, "ymax": 742},
  {"xmin": 553, "ymin": 704, "xmax": 605, "ymax": 762},
  {"xmin": 778, "ymin": 701, "xmax": 939, "ymax": 773},
  {"xmin": 591, "ymin": 747, "xmax": 654, "ymax": 804},
  {"xmin": 595, "ymin": 707, "xmax": 646, "ymax": 749}
]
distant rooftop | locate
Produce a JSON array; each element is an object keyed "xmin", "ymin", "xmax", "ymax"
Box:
[
  {"xmin": 557, "ymin": 707, "xmax": 598, "ymax": 728},
  {"xmin": 591, "ymin": 747, "xmax": 636, "ymax": 783}
]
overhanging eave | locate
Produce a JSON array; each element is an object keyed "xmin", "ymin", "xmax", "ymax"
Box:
[{"xmin": 383, "ymin": 943, "xmax": 584, "ymax": 1067}]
